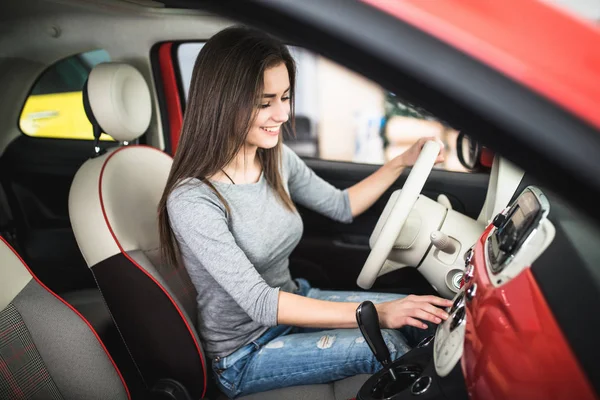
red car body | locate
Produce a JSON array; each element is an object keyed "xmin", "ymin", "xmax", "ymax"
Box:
[
  {"xmin": 462, "ymin": 225, "xmax": 596, "ymax": 400},
  {"xmin": 365, "ymin": 0, "xmax": 600, "ymax": 130}
]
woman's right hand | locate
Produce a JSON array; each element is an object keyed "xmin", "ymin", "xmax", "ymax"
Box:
[{"xmin": 376, "ymin": 295, "xmax": 453, "ymax": 329}]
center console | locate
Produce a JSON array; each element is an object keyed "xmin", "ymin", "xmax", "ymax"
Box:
[
  {"xmin": 355, "ymin": 295, "xmax": 469, "ymax": 400},
  {"xmin": 356, "ymin": 332, "xmax": 468, "ymax": 400}
]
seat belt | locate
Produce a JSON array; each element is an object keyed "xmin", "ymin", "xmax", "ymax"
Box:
[{"xmin": 0, "ymin": 183, "xmax": 19, "ymax": 250}]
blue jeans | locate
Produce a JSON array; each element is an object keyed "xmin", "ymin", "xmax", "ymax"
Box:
[{"xmin": 212, "ymin": 279, "xmax": 435, "ymax": 398}]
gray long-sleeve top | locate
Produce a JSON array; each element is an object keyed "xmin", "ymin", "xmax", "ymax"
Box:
[{"xmin": 167, "ymin": 145, "xmax": 353, "ymax": 359}]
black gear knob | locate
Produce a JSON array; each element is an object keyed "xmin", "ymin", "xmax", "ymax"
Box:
[{"xmin": 356, "ymin": 301, "xmax": 397, "ymax": 380}]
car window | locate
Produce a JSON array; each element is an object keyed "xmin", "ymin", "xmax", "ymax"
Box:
[
  {"xmin": 177, "ymin": 43, "xmax": 468, "ymax": 172},
  {"xmin": 19, "ymin": 49, "xmax": 114, "ymax": 141}
]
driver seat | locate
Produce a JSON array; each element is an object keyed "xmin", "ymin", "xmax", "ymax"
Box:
[{"xmin": 68, "ymin": 61, "xmax": 368, "ymax": 399}]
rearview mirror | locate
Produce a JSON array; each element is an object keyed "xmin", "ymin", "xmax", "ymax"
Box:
[{"xmin": 456, "ymin": 132, "xmax": 482, "ymax": 171}]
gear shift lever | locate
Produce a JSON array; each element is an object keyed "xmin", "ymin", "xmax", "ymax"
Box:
[{"xmin": 356, "ymin": 301, "xmax": 397, "ymax": 381}]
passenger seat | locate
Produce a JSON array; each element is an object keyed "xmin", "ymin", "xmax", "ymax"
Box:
[{"xmin": 0, "ymin": 236, "xmax": 130, "ymax": 400}]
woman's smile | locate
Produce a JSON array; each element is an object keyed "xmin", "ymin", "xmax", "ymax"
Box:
[{"xmin": 261, "ymin": 126, "xmax": 281, "ymax": 136}]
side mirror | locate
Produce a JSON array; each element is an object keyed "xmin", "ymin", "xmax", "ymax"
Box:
[{"xmin": 456, "ymin": 132, "xmax": 482, "ymax": 171}]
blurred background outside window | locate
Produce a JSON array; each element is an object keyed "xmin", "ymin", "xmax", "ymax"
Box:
[{"xmin": 178, "ymin": 44, "xmax": 466, "ymax": 172}]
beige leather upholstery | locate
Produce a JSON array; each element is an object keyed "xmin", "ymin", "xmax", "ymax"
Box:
[
  {"xmin": 69, "ymin": 152, "xmax": 120, "ymax": 266},
  {"xmin": 0, "ymin": 236, "xmax": 32, "ymax": 309},
  {"xmin": 70, "ymin": 146, "xmax": 172, "ymax": 267},
  {"xmin": 87, "ymin": 62, "xmax": 152, "ymax": 142},
  {"xmin": 71, "ymin": 61, "xmax": 165, "ymax": 267}
]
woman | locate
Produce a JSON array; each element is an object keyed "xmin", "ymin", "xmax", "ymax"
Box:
[{"xmin": 158, "ymin": 26, "xmax": 451, "ymax": 398}]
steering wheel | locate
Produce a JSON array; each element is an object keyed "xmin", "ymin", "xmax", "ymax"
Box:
[{"xmin": 357, "ymin": 140, "xmax": 442, "ymax": 289}]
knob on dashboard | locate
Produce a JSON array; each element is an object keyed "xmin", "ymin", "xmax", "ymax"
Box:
[
  {"xmin": 463, "ymin": 263, "xmax": 474, "ymax": 284},
  {"xmin": 492, "ymin": 213, "xmax": 507, "ymax": 228},
  {"xmin": 466, "ymin": 283, "xmax": 477, "ymax": 301}
]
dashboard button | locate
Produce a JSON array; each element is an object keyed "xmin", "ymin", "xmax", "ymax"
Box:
[
  {"xmin": 464, "ymin": 263, "xmax": 474, "ymax": 283},
  {"xmin": 464, "ymin": 248, "xmax": 473, "ymax": 265},
  {"xmin": 466, "ymin": 283, "xmax": 477, "ymax": 301},
  {"xmin": 449, "ymin": 306, "xmax": 466, "ymax": 331}
]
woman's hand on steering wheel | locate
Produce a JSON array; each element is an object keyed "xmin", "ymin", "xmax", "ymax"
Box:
[
  {"xmin": 377, "ymin": 295, "xmax": 453, "ymax": 329},
  {"xmin": 390, "ymin": 136, "xmax": 446, "ymax": 170}
]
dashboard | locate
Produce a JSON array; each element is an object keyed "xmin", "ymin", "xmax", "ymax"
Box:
[{"xmin": 432, "ymin": 186, "xmax": 597, "ymax": 400}]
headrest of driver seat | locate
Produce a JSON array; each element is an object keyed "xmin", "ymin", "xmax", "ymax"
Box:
[{"xmin": 83, "ymin": 62, "xmax": 152, "ymax": 143}]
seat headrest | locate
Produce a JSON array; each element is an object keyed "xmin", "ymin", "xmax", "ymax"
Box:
[
  {"xmin": 0, "ymin": 237, "xmax": 33, "ymax": 310},
  {"xmin": 84, "ymin": 62, "xmax": 152, "ymax": 143}
]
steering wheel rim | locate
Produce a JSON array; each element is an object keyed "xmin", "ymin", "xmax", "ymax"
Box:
[{"xmin": 357, "ymin": 140, "xmax": 441, "ymax": 289}]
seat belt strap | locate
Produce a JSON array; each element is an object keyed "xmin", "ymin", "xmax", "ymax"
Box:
[{"xmin": 0, "ymin": 183, "xmax": 18, "ymax": 249}]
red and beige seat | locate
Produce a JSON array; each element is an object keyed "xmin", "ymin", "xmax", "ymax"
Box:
[
  {"xmin": 68, "ymin": 61, "xmax": 367, "ymax": 399},
  {"xmin": 0, "ymin": 236, "xmax": 130, "ymax": 400}
]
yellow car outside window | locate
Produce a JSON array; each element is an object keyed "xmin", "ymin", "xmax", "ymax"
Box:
[
  {"xmin": 20, "ymin": 91, "xmax": 113, "ymax": 141},
  {"xmin": 19, "ymin": 49, "xmax": 114, "ymax": 141}
]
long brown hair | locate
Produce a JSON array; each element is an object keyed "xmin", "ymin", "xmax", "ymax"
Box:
[{"xmin": 158, "ymin": 26, "xmax": 297, "ymax": 269}]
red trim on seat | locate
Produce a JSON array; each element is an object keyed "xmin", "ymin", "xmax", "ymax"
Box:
[
  {"xmin": 98, "ymin": 146, "xmax": 207, "ymax": 399},
  {"xmin": 0, "ymin": 236, "xmax": 132, "ymax": 400},
  {"xmin": 158, "ymin": 43, "xmax": 184, "ymax": 155}
]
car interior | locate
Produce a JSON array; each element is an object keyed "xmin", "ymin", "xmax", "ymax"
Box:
[{"xmin": 1, "ymin": 0, "xmax": 599, "ymax": 399}]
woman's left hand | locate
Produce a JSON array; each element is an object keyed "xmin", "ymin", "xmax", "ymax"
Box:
[{"xmin": 391, "ymin": 136, "xmax": 446, "ymax": 169}]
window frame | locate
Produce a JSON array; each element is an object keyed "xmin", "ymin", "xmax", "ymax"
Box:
[{"xmin": 164, "ymin": 40, "xmax": 474, "ymax": 173}]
